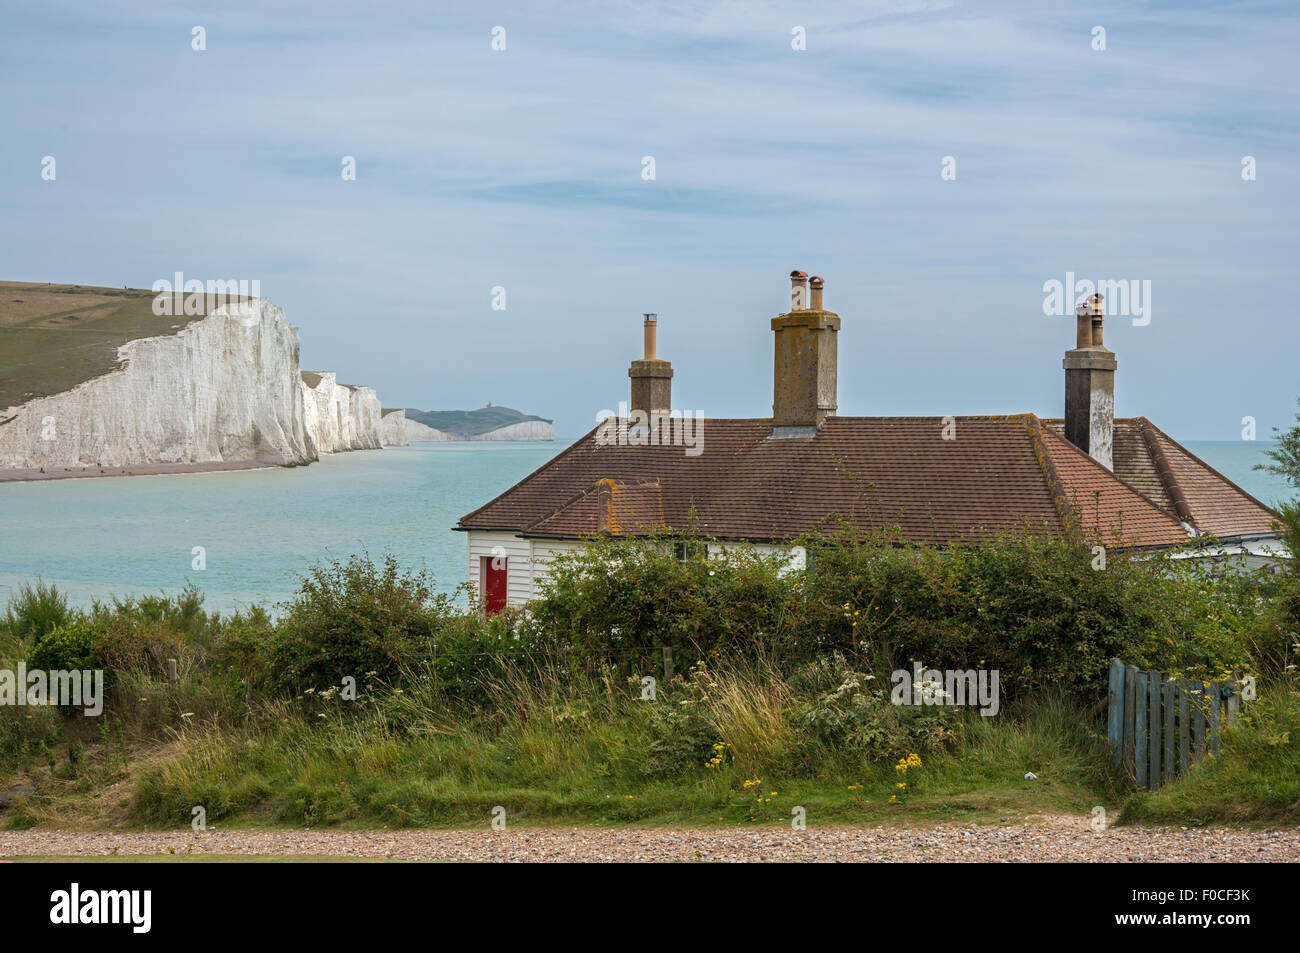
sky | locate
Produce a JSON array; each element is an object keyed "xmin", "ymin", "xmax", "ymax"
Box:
[{"xmin": 2, "ymin": 0, "xmax": 1297, "ymax": 440}]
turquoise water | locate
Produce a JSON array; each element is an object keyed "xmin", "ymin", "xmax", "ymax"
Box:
[
  {"xmin": 0, "ymin": 442, "xmax": 571, "ymax": 616},
  {"xmin": 0, "ymin": 439, "xmax": 1291, "ymax": 616}
]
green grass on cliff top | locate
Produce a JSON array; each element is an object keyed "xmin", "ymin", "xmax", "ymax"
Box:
[{"xmin": 0, "ymin": 281, "xmax": 233, "ymax": 410}]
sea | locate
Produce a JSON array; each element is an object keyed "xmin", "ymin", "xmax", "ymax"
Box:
[{"xmin": 0, "ymin": 439, "xmax": 1292, "ymax": 617}]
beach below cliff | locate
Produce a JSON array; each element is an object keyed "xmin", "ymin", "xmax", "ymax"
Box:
[{"xmin": 0, "ymin": 459, "xmax": 271, "ymax": 483}]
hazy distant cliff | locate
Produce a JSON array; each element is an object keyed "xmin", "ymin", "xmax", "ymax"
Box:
[
  {"xmin": 471, "ymin": 420, "xmax": 553, "ymax": 441},
  {"xmin": 405, "ymin": 405, "xmax": 553, "ymax": 441},
  {"xmin": 0, "ymin": 299, "xmax": 314, "ymax": 469}
]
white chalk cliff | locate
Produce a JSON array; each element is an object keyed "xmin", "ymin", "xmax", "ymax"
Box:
[
  {"xmin": 472, "ymin": 420, "xmax": 554, "ymax": 441},
  {"xmin": 299, "ymin": 372, "xmax": 383, "ymax": 453},
  {"xmin": 380, "ymin": 410, "xmax": 449, "ymax": 445},
  {"xmin": 380, "ymin": 410, "xmax": 408, "ymax": 446},
  {"xmin": 405, "ymin": 419, "xmax": 450, "ymax": 442},
  {"xmin": 0, "ymin": 294, "xmax": 545, "ymax": 472},
  {"xmin": 0, "ymin": 299, "xmax": 315, "ymax": 469}
]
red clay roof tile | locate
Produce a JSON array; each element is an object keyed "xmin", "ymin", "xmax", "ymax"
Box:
[{"xmin": 458, "ymin": 414, "xmax": 1269, "ymax": 547}]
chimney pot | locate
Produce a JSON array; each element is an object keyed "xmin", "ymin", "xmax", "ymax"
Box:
[
  {"xmin": 789, "ymin": 270, "xmax": 809, "ymax": 310},
  {"xmin": 629, "ymin": 313, "xmax": 672, "ymax": 415},
  {"xmin": 809, "ymin": 276, "xmax": 824, "ymax": 310},
  {"xmin": 1074, "ymin": 301, "xmax": 1092, "ymax": 348},
  {"xmin": 1088, "ymin": 293, "xmax": 1105, "ymax": 347}
]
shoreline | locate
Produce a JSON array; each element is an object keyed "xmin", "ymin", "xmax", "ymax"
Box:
[{"xmin": 0, "ymin": 460, "xmax": 275, "ymax": 484}]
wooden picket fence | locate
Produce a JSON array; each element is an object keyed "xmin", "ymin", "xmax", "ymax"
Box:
[{"xmin": 1106, "ymin": 659, "xmax": 1241, "ymax": 790}]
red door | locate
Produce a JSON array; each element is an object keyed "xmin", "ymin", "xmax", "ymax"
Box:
[{"xmin": 481, "ymin": 555, "xmax": 508, "ymax": 616}]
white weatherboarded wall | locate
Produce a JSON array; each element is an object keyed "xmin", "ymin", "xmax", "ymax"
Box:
[
  {"xmin": 465, "ymin": 532, "xmax": 804, "ymax": 610},
  {"xmin": 465, "ymin": 531, "xmax": 533, "ymax": 608},
  {"xmin": 465, "ymin": 532, "xmax": 589, "ymax": 608},
  {"xmin": 529, "ymin": 539, "xmax": 587, "ymax": 597}
]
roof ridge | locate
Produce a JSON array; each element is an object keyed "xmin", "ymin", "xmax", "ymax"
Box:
[
  {"xmin": 1022, "ymin": 415, "xmax": 1079, "ymax": 535},
  {"xmin": 1140, "ymin": 418, "xmax": 1278, "ymax": 519},
  {"xmin": 1136, "ymin": 417, "xmax": 1196, "ymax": 525},
  {"xmin": 603, "ymin": 414, "xmax": 1092, "ymax": 424}
]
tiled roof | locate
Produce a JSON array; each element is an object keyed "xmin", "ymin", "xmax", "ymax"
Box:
[
  {"xmin": 455, "ymin": 414, "xmax": 1274, "ymax": 547},
  {"xmin": 1043, "ymin": 418, "xmax": 1277, "ymax": 539},
  {"xmin": 526, "ymin": 478, "xmax": 666, "ymax": 537},
  {"xmin": 1032, "ymin": 421, "xmax": 1189, "ymax": 544}
]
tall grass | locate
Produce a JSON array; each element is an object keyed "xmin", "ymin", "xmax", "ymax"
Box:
[
  {"xmin": 113, "ymin": 655, "xmax": 1120, "ymax": 830},
  {"xmin": 1124, "ymin": 683, "xmax": 1300, "ymax": 825},
  {"xmin": 2, "ymin": 527, "xmax": 1296, "ymax": 831}
]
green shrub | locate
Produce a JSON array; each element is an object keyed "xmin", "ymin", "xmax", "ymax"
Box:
[
  {"xmin": 27, "ymin": 619, "xmax": 100, "ymax": 672},
  {"xmin": 803, "ymin": 531, "xmax": 1208, "ymax": 696},
  {"xmin": 269, "ymin": 554, "xmax": 459, "ymax": 692},
  {"xmin": 529, "ymin": 534, "xmax": 796, "ymax": 668},
  {"xmin": 427, "ymin": 608, "xmax": 559, "ymax": 707},
  {"xmin": 528, "ymin": 529, "xmax": 1263, "ymax": 702},
  {"xmin": 210, "ymin": 606, "xmax": 276, "ymax": 697}
]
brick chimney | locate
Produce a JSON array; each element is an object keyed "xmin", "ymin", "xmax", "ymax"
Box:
[
  {"xmin": 629, "ymin": 313, "xmax": 672, "ymax": 414},
  {"xmin": 771, "ymin": 270, "xmax": 839, "ymax": 437},
  {"xmin": 1063, "ymin": 293, "xmax": 1116, "ymax": 470}
]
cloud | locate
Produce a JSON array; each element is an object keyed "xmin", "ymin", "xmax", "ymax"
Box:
[{"xmin": 1, "ymin": 0, "xmax": 1297, "ymax": 437}]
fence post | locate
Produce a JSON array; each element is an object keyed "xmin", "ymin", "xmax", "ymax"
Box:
[
  {"xmin": 167, "ymin": 658, "xmax": 179, "ymax": 685},
  {"xmin": 1225, "ymin": 670, "xmax": 1242, "ymax": 725},
  {"xmin": 1107, "ymin": 659, "xmax": 1124, "ymax": 764},
  {"xmin": 1162, "ymin": 679, "xmax": 1176, "ymax": 783},
  {"xmin": 1147, "ymin": 670, "xmax": 1162, "ymax": 789},
  {"xmin": 1209, "ymin": 681, "xmax": 1222, "ymax": 755},
  {"xmin": 1192, "ymin": 682, "xmax": 1207, "ymax": 757},
  {"xmin": 1178, "ymin": 680, "xmax": 1191, "ymax": 778},
  {"xmin": 662, "ymin": 647, "xmax": 674, "ymax": 684},
  {"xmin": 1134, "ymin": 671, "xmax": 1149, "ymax": 789},
  {"xmin": 1123, "ymin": 664, "xmax": 1139, "ymax": 779}
]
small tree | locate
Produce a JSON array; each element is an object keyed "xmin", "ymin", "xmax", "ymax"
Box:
[
  {"xmin": 1257, "ymin": 397, "xmax": 1300, "ymax": 490},
  {"xmin": 1253, "ymin": 398, "xmax": 1300, "ymax": 672},
  {"xmin": 1255, "ymin": 397, "xmax": 1300, "ymax": 565}
]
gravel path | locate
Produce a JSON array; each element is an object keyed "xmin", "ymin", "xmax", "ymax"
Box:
[{"xmin": 3, "ymin": 816, "xmax": 1298, "ymax": 862}]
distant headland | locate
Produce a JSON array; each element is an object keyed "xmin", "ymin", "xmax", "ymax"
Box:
[{"xmin": 402, "ymin": 405, "xmax": 554, "ymax": 442}]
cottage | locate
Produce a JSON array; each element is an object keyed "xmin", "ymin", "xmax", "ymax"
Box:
[{"xmin": 456, "ymin": 272, "xmax": 1283, "ymax": 613}]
